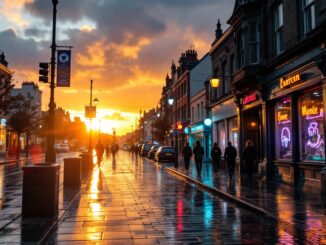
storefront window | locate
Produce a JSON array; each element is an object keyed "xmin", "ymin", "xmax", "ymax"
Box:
[
  {"xmin": 228, "ymin": 117, "xmax": 238, "ymax": 152},
  {"xmin": 299, "ymin": 89, "xmax": 325, "ymax": 162},
  {"xmin": 275, "ymin": 97, "xmax": 292, "ymax": 159},
  {"xmin": 217, "ymin": 121, "xmax": 226, "ymax": 152},
  {"xmin": 0, "ymin": 126, "xmax": 6, "ymax": 153}
]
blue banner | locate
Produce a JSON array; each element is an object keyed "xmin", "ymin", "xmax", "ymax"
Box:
[{"xmin": 57, "ymin": 50, "xmax": 71, "ymax": 87}]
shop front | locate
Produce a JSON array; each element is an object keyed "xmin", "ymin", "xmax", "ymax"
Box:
[
  {"xmin": 269, "ymin": 65, "xmax": 325, "ymax": 188},
  {"xmin": 188, "ymin": 121, "xmax": 212, "ymax": 161},
  {"xmin": 211, "ymin": 96, "xmax": 239, "ymax": 155},
  {"xmin": 0, "ymin": 118, "xmax": 7, "ymax": 156}
]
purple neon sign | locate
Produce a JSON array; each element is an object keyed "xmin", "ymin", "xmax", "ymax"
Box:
[
  {"xmin": 281, "ymin": 127, "xmax": 291, "ymax": 148},
  {"xmin": 307, "ymin": 122, "xmax": 323, "ymax": 149}
]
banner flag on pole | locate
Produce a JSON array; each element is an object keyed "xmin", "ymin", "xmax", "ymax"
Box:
[{"xmin": 57, "ymin": 50, "xmax": 71, "ymax": 87}]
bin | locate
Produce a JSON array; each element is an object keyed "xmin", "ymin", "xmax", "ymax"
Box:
[
  {"xmin": 64, "ymin": 158, "xmax": 82, "ymax": 187},
  {"xmin": 81, "ymin": 152, "xmax": 93, "ymax": 176},
  {"xmin": 22, "ymin": 164, "xmax": 60, "ymax": 219}
]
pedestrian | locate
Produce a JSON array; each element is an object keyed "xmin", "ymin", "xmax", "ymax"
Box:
[
  {"xmin": 224, "ymin": 141, "xmax": 237, "ymax": 183},
  {"xmin": 111, "ymin": 143, "xmax": 117, "ymax": 159},
  {"xmin": 182, "ymin": 142, "xmax": 192, "ymax": 172},
  {"xmin": 211, "ymin": 143, "xmax": 222, "ymax": 176},
  {"xmin": 95, "ymin": 140, "xmax": 105, "ymax": 167},
  {"xmin": 242, "ymin": 140, "xmax": 257, "ymax": 183},
  {"xmin": 193, "ymin": 141, "xmax": 204, "ymax": 177}
]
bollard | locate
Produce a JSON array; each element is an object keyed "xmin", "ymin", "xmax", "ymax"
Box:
[
  {"xmin": 22, "ymin": 164, "xmax": 60, "ymax": 219},
  {"xmin": 81, "ymin": 153, "xmax": 93, "ymax": 176},
  {"xmin": 64, "ymin": 158, "xmax": 82, "ymax": 187}
]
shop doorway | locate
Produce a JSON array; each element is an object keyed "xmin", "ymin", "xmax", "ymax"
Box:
[{"xmin": 243, "ymin": 107, "xmax": 261, "ymax": 172}]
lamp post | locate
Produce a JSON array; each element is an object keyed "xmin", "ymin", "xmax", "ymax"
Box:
[
  {"xmin": 45, "ymin": 0, "xmax": 58, "ymax": 163},
  {"xmin": 168, "ymin": 98, "xmax": 178, "ymax": 168},
  {"xmin": 88, "ymin": 81, "xmax": 98, "ymax": 153}
]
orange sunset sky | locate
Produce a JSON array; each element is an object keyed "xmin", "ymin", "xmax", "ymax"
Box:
[{"xmin": 0, "ymin": 0, "xmax": 233, "ymax": 135}]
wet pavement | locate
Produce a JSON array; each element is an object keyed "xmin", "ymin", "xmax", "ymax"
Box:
[
  {"xmin": 0, "ymin": 152, "xmax": 80, "ymax": 244},
  {"xmin": 166, "ymin": 158, "xmax": 326, "ymax": 244},
  {"xmin": 41, "ymin": 152, "xmax": 318, "ymax": 244}
]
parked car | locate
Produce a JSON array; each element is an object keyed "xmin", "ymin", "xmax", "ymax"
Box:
[
  {"xmin": 155, "ymin": 146, "xmax": 175, "ymax": 162},
  {"xmin": 60, "ymin": 143, "xmax": 69, "ymax": 152},
  {"xmin": 147, "ymin": 145, "xmax": 161, "ymax": 159},
  {"xmin": 141, "ymin": 143, "xmax": 152, "ymax": 157}
]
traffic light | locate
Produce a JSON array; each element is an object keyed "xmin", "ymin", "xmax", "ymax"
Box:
[
  {"xmin": 39, "ymin": 62, "xmax": 49, "ymax": 83},
  {"xmin": 177, "ymin": 123, "xmax": 183, "ymax": 130}
]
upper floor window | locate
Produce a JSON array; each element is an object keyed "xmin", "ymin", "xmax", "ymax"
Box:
[
  {"xmin": 191, "ymin": 106, "xmax": 194, "ymax": 123},
  {"xmin": 303, "ymin": 0, "xmax": 316, "ymax": 34},
  {"xmin": 197, "ymin": 103, "xmax": 200, "ymax": 122},
  {"xmin": 274, "ymin": 3, "xmax": 284, "ymax": 55},
  {"xmin": 236, "ymin": 30, "xmax": 245, "ymax": 68},
  {"xmin": 200, "ymin": 102, "xmax": 204, "ymax": 120},
  {"xmin": 230, "ymin": 54, "xmax": 235, "ymax": 76},
  {"xmin": 249, "ymin": 21, "xmax": 259, "ymax": 63}
]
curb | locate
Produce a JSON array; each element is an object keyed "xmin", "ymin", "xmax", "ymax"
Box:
[{"xmin": 165, "ymin": 167, "xmax": 269, "ymax": 217}]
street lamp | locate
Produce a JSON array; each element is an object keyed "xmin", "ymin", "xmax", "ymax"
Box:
[
  {"xmin": 168, "ymin": 97, "xmax": 178, "ymax": 168},
  {"xmin": 45, "ymin": 0, "xmax": 59, "ymax": 163},
  {"xmin": 209, "ymin": 78, "xmax": 220, "ymax": 88}
]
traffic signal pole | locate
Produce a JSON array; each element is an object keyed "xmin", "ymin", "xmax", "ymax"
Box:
[{"xmin": 45, "ymin": 0, "xmax": 58, "ymax": 163}]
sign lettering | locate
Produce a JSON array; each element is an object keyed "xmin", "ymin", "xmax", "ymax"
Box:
[
  {"xmin": 280, "ymin": 74, "xmax": 301, "ymax": 89},
  {"xmin": 242, "ymin": 93, "xmax": 258, "ymax": 105}
]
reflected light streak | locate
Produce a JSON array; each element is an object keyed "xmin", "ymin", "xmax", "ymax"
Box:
[{"xmin": 176, "ymin": 198, "xmax": 184, "ymax": 233}]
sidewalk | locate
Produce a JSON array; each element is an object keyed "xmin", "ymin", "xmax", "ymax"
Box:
[{"xmin": 166, "ymin": 160, "xmax": 326, "ymax": 243}]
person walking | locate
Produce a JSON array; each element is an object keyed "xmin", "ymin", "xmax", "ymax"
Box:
[
  {"xmin": 182, "ymin": 142, "xmax": 192, "ymax": 172},
  {"xmin": 193, "ymin": 141, "xmax": 204, "ymax": 177},
  {"xmin": 105, "ymin": 144, "xmax": 110, "ymax": 158},
  {"xmin": 242, "ymin": 140, "xmax": 257, "ymax": 183},
  {"xmin": 95, "ymin": 140, "xmax": 105, "ymax": 167},
  {"xmin": 224, "ymin": 141, "xmax": 237, "ymax": 182},
  {"xmin": 211, "ymin": 143, "xmax": 222, "ymax": 176}
]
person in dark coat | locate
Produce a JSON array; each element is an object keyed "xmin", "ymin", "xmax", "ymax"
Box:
[
  {"xmin": 211, "ymin": 143, "xmax": 222, "ymax": 175},
  {"xmin": 193, "ymin": 141, "xmax": 204, "ymax": 177},
  {"xmin": 242, "ymin": 140, "xmax": 257, "ymax": 183},
  {"xmin": 182, "ymin": 142, "xmax": 192, "ymax": 171},
  {"xmin": 224, "ymin": 141, "xmax": 237, "ymax": 182},
  {"xmin": 95, "ymin": 140, "xmax": 104, "ymax": 167}
]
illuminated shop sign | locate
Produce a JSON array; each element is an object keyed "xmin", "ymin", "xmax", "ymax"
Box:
[
  {"xmin": 277, "ymin": 112, "xmax": 290, "ymax": 124},
  {"xmin": 307, "ymin": 122, "xmax": 323, "ymax": 148},
  {"xmin": 301, "ymin": 106, "xmax": 323, "ymax": 119},
  {"xmin": 0, "ymin": 119, "xmax": 6, "ymax": 126},
  {"xmin": 242, "ymin": 92, "xmax": 258, "ymax": 105},
  {"xmin": 191, "ymin": 124, "xmax": 203, "ymax": 133},
  {"xmin": 281, "ymin": 127, "xmax": 291, "ymax": 148},
  {"xmin": 280, "ymin": 74, "xmax": 301, "ymax": 89}
]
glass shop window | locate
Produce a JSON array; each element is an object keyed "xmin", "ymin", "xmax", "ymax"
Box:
[
  {"xmin": 275, "ymin": 97, "xmax": 292, "ymax": 160},
  {"xmin": 299, "ymin": 89, "xmax": 325, "ymax": 162}
]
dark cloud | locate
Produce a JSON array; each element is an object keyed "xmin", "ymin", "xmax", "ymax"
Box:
[{"xmin": 24, "ymin": 27, "xmax": 49, "ymax": 39}]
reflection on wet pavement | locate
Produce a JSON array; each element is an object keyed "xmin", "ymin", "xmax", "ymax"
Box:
[{"xmin": 45, "ymin": 152, "xmax": 314, "ymax": 244}]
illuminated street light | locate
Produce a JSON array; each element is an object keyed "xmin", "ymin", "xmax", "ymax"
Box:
[{"xmin": 210, "ymin": 78, "xmax": 220, "ymax": 88}]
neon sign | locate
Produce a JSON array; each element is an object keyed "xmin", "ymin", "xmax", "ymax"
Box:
[
  {"xmin": 301, "ymin": 106, "xmax": 324, "ymax": 119},
  {"xmin": 281, "ymin": 127, "xmax": 291, "ymax": 148},
  {"xmin": 191, "ymin": 124, "xmax": 203, "ymax": 133},
  {"xmin": 280, "ymin": 74, "xmax": 301, "ymax": 89},
  {"xmin": 242, "ymin": 93, "xmax": 258, "ymax": 105},
  {"xmin": 277, "ymin": 112, "xmax": 290, "ymax": 124},
  {"xmin": 307, "ymin": 122, "xmax": 323, "ymax": 148}
]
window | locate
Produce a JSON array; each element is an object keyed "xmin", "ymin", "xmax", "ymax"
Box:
[
  {"xmin": 230, "ymin": 54, "xmax": 235, "ymax": 76},
  {"xmin": 274, "ymin": 3, "xmax": 284, "ymax": 55},
  {"xmin": 250, "ymin": 21, "xmax": 259, "ymax": 63},
  {"xmin": 191, "ymin": 106, "xmax": 194, "ymax": 123},
  {"xmin": 299, "ymin": 89, "xmax": 325, "ymax": 162},
  {"xmin": 275, "ymin": 97, "xmax": 292, "ymax": 159},
  {"xmin": 237, "ymin": 30, "xmax": 245, "ymax": 68},
  {"xmin": 197, "ymin": 104, "xmax": 200, "ymax": 122},
  {"xmin": 228, "ymin": 117, "xmax": 238, "ymax": 153},
  {"xmin": 201, "ymin": 102, "xmax": 204, "ymax": 120},
  {"xmin": 303, "ymin": 0, "xmax": 316, "ymax": 34},
  {"xmin": 217, "ymin": 121, "xmax": 226, "ymax": 152}
]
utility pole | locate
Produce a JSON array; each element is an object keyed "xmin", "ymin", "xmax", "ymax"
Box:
[{"xmin": 45, "ymin": 0, "xmax": 58, "ymax": 163}]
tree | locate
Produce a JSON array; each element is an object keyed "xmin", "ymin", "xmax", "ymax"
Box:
[
  {"xmin": 153, "ymin": 114, "xmax": 171, "ymax": 145},
  {"xmin": 0, "ymin": 74, "xmax": 14, "ymax": 117},
  {"xmin": 8, "ymin": 94, "xmax": 39, "ymax": 159}
]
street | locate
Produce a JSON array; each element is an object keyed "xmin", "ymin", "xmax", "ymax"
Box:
[{"xmin": 43, "ymin": 152, "xmax": 304, "ymax": 244}]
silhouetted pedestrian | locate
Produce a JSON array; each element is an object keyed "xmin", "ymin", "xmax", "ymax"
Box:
[
  {"xmin": 193, "ymin": 141, "xmax": 204, "ymax": 177},
  {"xmin": 211, "ymin": 143, "xmax": 222, "ymax": 175},
  {"xmin": 182, "ymin": 142, "xmax": 192, "ymax": 171},
  {"xmin": 242, "ymin": 140, "xmax": 257, "ymax": 183},
  {"xmin": 224, "ymin": 141, "xmax": 237, "ymax": 182},
  {"xmin": 95, "ymin": 140, "xmax": 104, "ymax": 167}
]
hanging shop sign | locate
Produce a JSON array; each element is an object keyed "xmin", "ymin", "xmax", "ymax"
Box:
[
  {"xmin": 280, "ymin": 74, "xmax": 301, "ymax": 89},
  {"xmin": 242, "ymin": 92, "xmax": 258, "ymax": 105}
]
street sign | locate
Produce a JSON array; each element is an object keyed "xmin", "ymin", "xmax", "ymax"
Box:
[
  {"xmin": 57, "ymin": 50, "xmax": 71, "ymax": 87},
  {"xmin": 85, "ymin": 106, "xmax": 96, "ymax": 118}
]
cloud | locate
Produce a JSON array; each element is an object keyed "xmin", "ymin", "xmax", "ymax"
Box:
[{"xmin": 104, "ymin": 112, "xmax": 127, "ymax": 121}]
